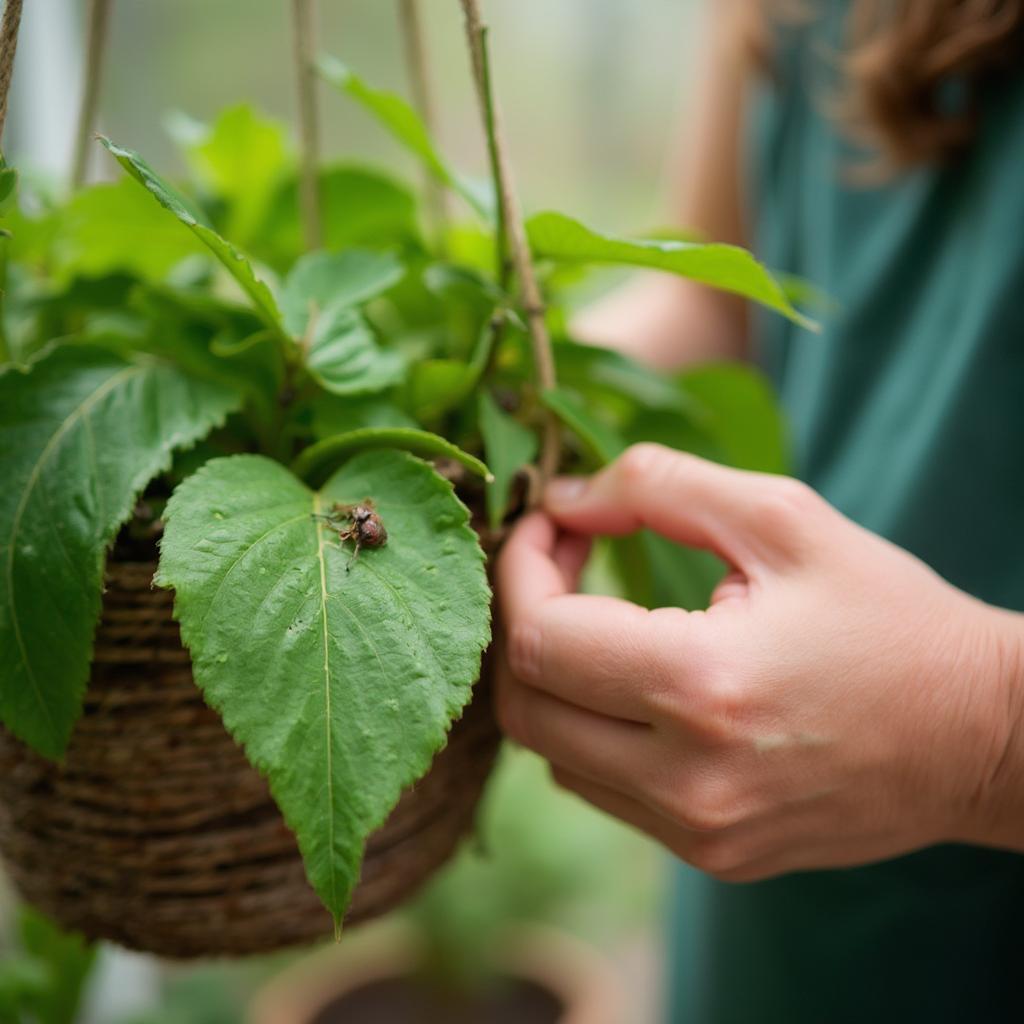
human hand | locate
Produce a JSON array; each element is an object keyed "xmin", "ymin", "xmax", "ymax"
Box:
[{"xmin": 495, "ymin": 444, "xmax": 1024, "ymax": 879}]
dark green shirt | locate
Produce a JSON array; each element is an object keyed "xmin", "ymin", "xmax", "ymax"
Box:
[{"xmin": 670, "ymin": 5, "xmax": 1024, "ymax": 1021}]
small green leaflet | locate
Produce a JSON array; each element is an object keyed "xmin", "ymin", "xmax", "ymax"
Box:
[
  {"xmin": 293, "ymin": 427, "xmax": 492, "ymax": 488},
  {"xmin": 0, "ymin": 344, "xmax": 241, "ymax": 757},
  {"xmin": 282, "ymin": 249, "xmax": 405, "ymax": 336},
  {"xmin": 98, "ymin": 137, "xmax": 287, "ymax": 339},
  {"xmin": 478, "ymin": 392, "xmax": 537, "ymax": 530},
  {"xmin": 527, "ymin": 212, "xmax": 818, "ymax": 332},
  {"xmin": 156, "ymin": 451, "xmax": 491, "ymax": 925},
  {"xmin": 304, "ymin": 306, "xmax": 406, "ymax": 397},
  {"xmin": 317, "ymin": 56, "xmax": 492, "ymax": 221}
]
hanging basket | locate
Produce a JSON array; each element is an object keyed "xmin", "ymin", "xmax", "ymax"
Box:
[{"xmin": 0, "ymin": 554, "xmax": 501, "ymax": 959}]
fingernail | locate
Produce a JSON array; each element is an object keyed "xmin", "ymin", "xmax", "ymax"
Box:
[{"xmin": 545, "ymin": 476, "xmax": 588, "ymax": 509}]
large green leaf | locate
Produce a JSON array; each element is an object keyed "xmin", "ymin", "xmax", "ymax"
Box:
[
  {"xmin": 318, "ymin": 57, "xmax": 491, "ymax": 220},
  {"xmin": 0, "ymin": 344, "xmax": 242, "ymax": 757},
  {"xmin": 478, "ymin": 391, "xmax": 538, "ymax": 530},
  {"xmin": 282, "ymin": 249, "xmax": 405, "ymax": 336},
  {"xmin": 99, "ymin": 137, "xmax": 287, "ymax": 338},
  {"xmin": 528, "ymin": 212, "xmax": 817, "ymax": 331},
  {"xmin": 156, "ymin": 451, "xmax": 491, "ymax": 924},
  {"xmin": 304, "ymin": 306, "xmax": 406, "ymax": 396},
  {"xmin": 293, "ymin": 427, "xmax": 492, "ymax": 488}
]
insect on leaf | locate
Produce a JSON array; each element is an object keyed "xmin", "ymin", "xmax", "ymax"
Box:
[
  {"xmin": 0, "ymin": 344, "xmax": 242, "ymax": 757},
  {"xmin": 155, "ymin": 451, "xmax": 491, "ymax": 926}
]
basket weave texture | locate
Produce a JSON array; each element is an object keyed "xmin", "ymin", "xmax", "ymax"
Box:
[{"xmin": 0, "ymin": 558, "xmax": 500, "ymax": 958}]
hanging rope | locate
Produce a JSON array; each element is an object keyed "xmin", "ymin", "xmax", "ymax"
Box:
[
  {"xmin": 71, "ymin": 0, "xmax": 113, "ymax": 189},
  {"xmin": 0, "ymin": 0, "xmax": 24, "ymax": 146}
]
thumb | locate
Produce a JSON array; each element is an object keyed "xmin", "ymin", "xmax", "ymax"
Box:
[{"xmin": 544, "ymin": 443, "xmax": 814, "ymax": 572}]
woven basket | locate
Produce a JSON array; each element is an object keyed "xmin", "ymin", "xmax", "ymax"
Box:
[{"xmin": 0, "ymin": 557, "xmax": 501, "ymax": 958}]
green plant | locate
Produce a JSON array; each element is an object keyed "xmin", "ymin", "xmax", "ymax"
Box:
[
  {"xmin": 0, "ymin": 908, "xmax": 95, "ymax": 1024},
  {"xmin": 0, "ymin": 2, "xmax": 809, "ymax": 934}
]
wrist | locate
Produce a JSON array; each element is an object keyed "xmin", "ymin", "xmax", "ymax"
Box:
[{"xmin": 958, "ymin": 603, "xmax": 1024, "ymax": 850}]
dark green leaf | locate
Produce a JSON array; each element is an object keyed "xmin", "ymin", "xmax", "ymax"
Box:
[
  {"xmin": 258, "ymin": 164, "xmax": 420, "ymax": 271},
  {"xmin": 318, "ymin": 57, "xmax": 491, "ymax": 220},
  {"xmin": 304, "ymin": 306, "xmax": 406, "ymax": 396},
  {"xmin": 0, "ymin": 345, "xmax": 242, "ymax": 757},
  {"xmin": 528, "ymin": 212, "xmax": 817, "ymax": 331},
  {"xmin": 541, "ymin": 387, "xmax": 627, "ymax": 464},
  {"xmin": 99, "ymin": 137, "xmax": 286, "ymax": 338},
  {"xmin": 310, "ymin": 394, "xmax": 418, "ymax": 440},
  {"xmin": 282, "ymin": 249, "xmax": 405, "ymax": 336},
  {"xmin": 293, "ymin": 427, "xmax": 492, "ymax": 487},
  {"xmin": 156, "ymin": 451, "xmax": 491, "ymax": 924},
  {"xmin": 478, "ymin": 392, "xmax": 538, "ymax": 530}
]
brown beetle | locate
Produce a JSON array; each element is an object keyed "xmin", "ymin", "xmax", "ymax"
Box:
[{"xmin": 313, "ymin": 499, "xmax": 388, "ymax": 569}]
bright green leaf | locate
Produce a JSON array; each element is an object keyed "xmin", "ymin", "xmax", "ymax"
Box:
[
  {"xmin": 282, "ymin": 249, "xmax": 405, "ymax": 336},
  {"xmin": 52, "ymin": 180, "xmax": 205, "ymax": 284},
  {"xmin": 176, "ymin": 104, "xmax": 291, "ymax": 245},
  {"xmin": 304, "ymin": 306, "xmax": 406, "ymax": 396},
  {"xmin": 310, "ymin": 394, "xmax": 418, "ymax": 440},
  {"xmin": 293, "ymin": 427, "xmax": 492, "ymax": 488},
  {"xmin": 156, "ymin": 451, "xmax": 491, "ymax": 924},
  {"xmin": 478, "ymin": 392, "xmax": 538, "ymax": 530},
  {"xmin": 318, "ymin": 56, "xmax": 491, "ymax": 220},
  {"xmin": 0, "ymin": 345, "xmax": 242, "ymax": 757},
  {"xmin": 99, "ymin": 137, "xmax": 286, "ymax": 338},
  {"xmin": 527, "ymin": 212, "xmax": 817, "ymax": 331}
]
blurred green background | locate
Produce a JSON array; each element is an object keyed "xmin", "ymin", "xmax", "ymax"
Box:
[{"xmin": 2, "ymin": 1, "xmax": 706, "ymax": 1020}]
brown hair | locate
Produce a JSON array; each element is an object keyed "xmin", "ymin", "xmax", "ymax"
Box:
[{"xmin": 746, "ymin": 0, "xmax": 1024, "ymax": 173}]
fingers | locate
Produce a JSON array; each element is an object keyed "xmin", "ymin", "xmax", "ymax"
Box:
[
  {"xmin": 495, "ymin": 665, "xmax": 652, "ymax": 792},
  {"xmin": 544, "ymin": 443, "xmax": 823, "ymax": 572},
  {"xmin": 497, "ymin": 514, "xmax": 684, "ymax": 719}
]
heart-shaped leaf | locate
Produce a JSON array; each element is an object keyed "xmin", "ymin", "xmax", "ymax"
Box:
[
  {"xmin": 0, "ymin": 344, "xmax": 242, "ymax": 757},
  {"xmin": 282, "ymin": 249, "xmax": 405, "ymax": 336},
  {"xmin": 527, "ymin": 212, "xmax": 817, "ymax": 331},
  {"xmin": 156, "ymin": 451, "xmax": 491, "ymax": 925},
  {"xmin": 304, "ymin": 306, "xmax": 406, "ymax": 396}
]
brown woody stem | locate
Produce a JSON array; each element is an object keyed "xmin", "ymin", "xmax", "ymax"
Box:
[
  {"xmin": 71, "ymin": 0, "xmax": 112, "ymax": 189},
  {"xmin": 458, "ymin": 0, "xmax": 560, "ymax": 486},
  {"xmin": 397, "ymin": 0, "xmax": 448, "ymax": 251},
  {"xmin": 292, "ymin": 0, "xmax": 322, "ymax": 250}
]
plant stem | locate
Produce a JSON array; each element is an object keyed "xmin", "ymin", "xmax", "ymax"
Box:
[
  {"xmin": 291, "ymin": 0, "xmax": 322, "ymax": 250},
  {"xmin": 71, "ymin": 0, "xmax": 112, "ymax": 190},
  {"xmin": 0, "ymin": 0, "xmax": 24, "ymax": 145},
  {"xmin": 397, "ymin": 0, "xmax": 449, "ymax": 252},
  {"xmin": 458, "ymin": 0, "xmax": 560, "ymax": 484}
]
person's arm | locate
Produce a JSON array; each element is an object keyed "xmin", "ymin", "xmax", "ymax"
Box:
[
  {"xmin": 495, "ymin": 446, "xmax": 1024, "ymax": 876},
  {"xmin": 574, "ymin": 4, "xmax": 751, "ymax": 370}
]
